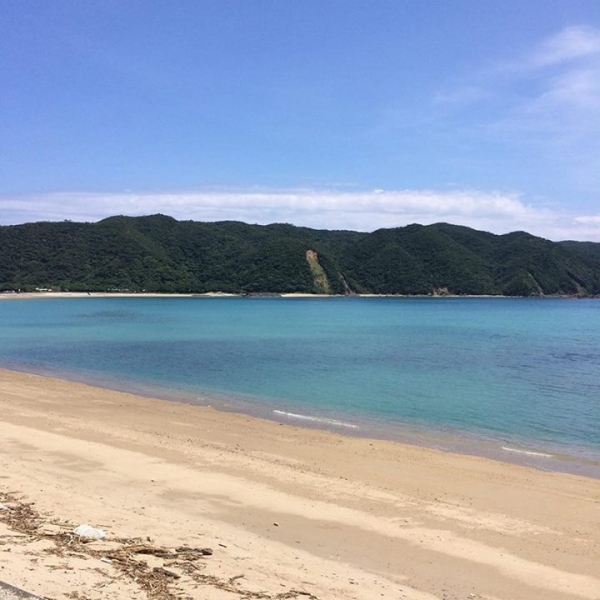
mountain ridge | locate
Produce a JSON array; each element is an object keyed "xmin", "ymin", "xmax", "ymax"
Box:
[{"xmin": 1, "ymin": 216, "xmax": 599, "ymax": 296}]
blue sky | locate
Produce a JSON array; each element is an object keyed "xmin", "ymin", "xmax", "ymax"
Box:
[{"xmin": 1, "ymin": 1, "xmax": 600, "ymax": 239}]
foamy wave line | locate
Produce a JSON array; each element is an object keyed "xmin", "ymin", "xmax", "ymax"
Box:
[
  {"xmin": 502, "ymin": 446, "xmax": 553, "ymax": 458},
  {"xmin": 273, "ymin": 410, "xmax": 359, "ymax": 429}
]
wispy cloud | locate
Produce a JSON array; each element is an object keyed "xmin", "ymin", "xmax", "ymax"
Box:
[
  {"xmin": 1, "ymin": 187, "xmax": 599, "ymax": 241},
  {"xmin": 488, "ymin": 65, "xmax": 600, "ymax": 138},
  {"xmin": 528, "ymin": 25, "xmax": 600, "ymax": 69},
  {"xmin": 434, "ymin": 25, "xmax": 600, "ymax": 195},
  {"xmin": 575, "ymin": 214, "xmax": 600, "ymax": 225}
]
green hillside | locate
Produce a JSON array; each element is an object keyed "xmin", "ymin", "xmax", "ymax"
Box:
[{"xmin": 1, "ymin": 216, "xmax": 599, "ymax": 296}]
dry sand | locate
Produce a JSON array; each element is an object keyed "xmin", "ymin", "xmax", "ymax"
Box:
[{"xmin": 0, "ymin": 368, "xmax": 598, "ymax": 600}]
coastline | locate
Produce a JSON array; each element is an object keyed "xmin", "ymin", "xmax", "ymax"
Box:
[
  {"xmin": 3, "ymin": 359, "xmax": 599, "ymax": 481},
  {"xmin": 0, "ymin": 291, "xmax": 593, "ymax": 300},
  {"xmin": 1, "ymin": 367, "xmax": 599, "ymax": 600},
  {"xmin": 1, "ymin": 294, "xmax": 599, "ymax": 479}
]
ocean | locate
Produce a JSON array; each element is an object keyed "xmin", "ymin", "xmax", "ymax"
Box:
[{"xmin": 1, "ymin": 296, "xmax": 599, "ymax": 477}]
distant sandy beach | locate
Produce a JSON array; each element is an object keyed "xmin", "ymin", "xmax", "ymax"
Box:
[
  {"xmin": 0, "ymin": 292, "xmax": 332, "ymax": 299},
  {"xmin": 0, "ymin": 292, "xmax": 199, "ymax": 299},
  {"xmin": 0, "ymin": 368, "xmax": 599, "ymax": 600},
  {"xmin": 0, "ymin": 291, "xmax": 533, "ymax": 300},
  {"xmin": 0, "ymin": 292, "xmax": 331, "ymax": 299}
]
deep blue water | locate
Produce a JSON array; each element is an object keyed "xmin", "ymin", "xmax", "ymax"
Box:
[{"xmin": 1, "ymin": 296, "xmax": 599, "ymax": 475}]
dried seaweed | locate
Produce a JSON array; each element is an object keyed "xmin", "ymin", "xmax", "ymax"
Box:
[{"xmin": 0, "ymin": 491, "xmax": 318, "ymax": 600}]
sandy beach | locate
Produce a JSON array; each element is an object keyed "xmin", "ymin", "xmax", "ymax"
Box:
[{"xmin": 0, "ymin": 368, "xmax": 599, "ymax": 600}]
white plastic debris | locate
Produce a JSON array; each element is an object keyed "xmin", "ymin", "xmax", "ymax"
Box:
[
  {"xmin": 73, "ymin": 524, "xmax": 106, "ymax": 540},
  {"xmin": 0, "ymin": 503, "xmax": 7, "ymax": 511}
]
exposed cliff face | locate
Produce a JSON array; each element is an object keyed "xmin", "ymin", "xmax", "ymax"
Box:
[
  {"xmin": 1, "ymin": 216, "xmax": 599, "ymax": 296},
  {"xmin": 305, "ymin": 250, "xmax": 332, "ymax": 294}
]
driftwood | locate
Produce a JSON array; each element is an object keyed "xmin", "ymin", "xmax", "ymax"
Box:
[{"xmin": 0, "ymin": 490, "xmax": 320, "ymax": 600}]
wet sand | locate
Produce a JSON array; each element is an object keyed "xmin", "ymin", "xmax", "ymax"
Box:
[{"xmin": 0, "ymin": 368, "xmax": 599, "ymax": 600}]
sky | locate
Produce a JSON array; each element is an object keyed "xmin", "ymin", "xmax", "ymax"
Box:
[{"xmin": 1, "ymin": 1, "xmax": 600, "ymax": 240}]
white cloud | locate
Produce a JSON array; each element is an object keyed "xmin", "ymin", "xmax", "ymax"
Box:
[
  {"xmin": 1, "ymin": 187, "xmax": 600, "ymax": 241},
  {"xmin": 444, "ymin": 25, "xmax": 600, "ymax": 114},
  {"xmin": 575, "ymin": 214, "xmax": 600, "ymax": 225},
  {"xmin": 488, "ymin": 65, "xmax": 600, "ymax": 138},
  {"xmin": 433, "ymin": 25, "xmax": 600, "ymax": 197},
  {"xmin": 529, "ymin": 25, "xmax": 600, "ymax": 68},
  {"xmin": 434, "ymin": 26, "xmax": 600, "ymax": 110},
  {"xmin": 540, "ymin": 67, "xmax": 600, "ymax": 109}
]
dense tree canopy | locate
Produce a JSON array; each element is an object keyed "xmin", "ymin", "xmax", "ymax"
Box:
[{"xmin": 1, "ymin": 216, "xmax": 599, "ymax": 296}]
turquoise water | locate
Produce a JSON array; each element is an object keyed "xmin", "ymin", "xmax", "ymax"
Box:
[{"xmin": 1, "ymin": 297, "xmax": 599, "ymax": 476}]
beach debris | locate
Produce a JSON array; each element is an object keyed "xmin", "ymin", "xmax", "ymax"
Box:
[
  {"xmin": 73, "ymin": 524, "xmax": 106, "ymax": 540},
  {"xmin": 175, "ymin": 545, "xmax": 213, "ymax": 556},
  {"xmin": 0, "ymin": 503, "xmax": 8, "ymax": 511},
  {"xmin": 153, "ymin": 566, "xmax": 180, "ymax": 579},
  {"xmin": 0, "ymin": 491, "xmax": 321, "ymax": 600}
]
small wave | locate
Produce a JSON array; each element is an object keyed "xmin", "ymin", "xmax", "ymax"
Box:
[
  {"xmin": 273, "ymin": 410, "xmax": 359, "ymax": 429},
  {"xmin": 502, "ymin": 446, "xmax": 553, "ymax": 458}
]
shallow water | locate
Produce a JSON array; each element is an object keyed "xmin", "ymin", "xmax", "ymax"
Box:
[{"xmin": 1, "ymin": 296, "xmax": 599, "ymax": 476}]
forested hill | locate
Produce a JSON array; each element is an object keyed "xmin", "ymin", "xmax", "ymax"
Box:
[{"xmin": 1, "ymin": 215, "xmax": 600, "ymax": 296}]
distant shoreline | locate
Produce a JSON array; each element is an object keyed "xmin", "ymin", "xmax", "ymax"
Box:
[{"xmin": 0, "ymin": 290, "xmax": 593, "ymax": 300}]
